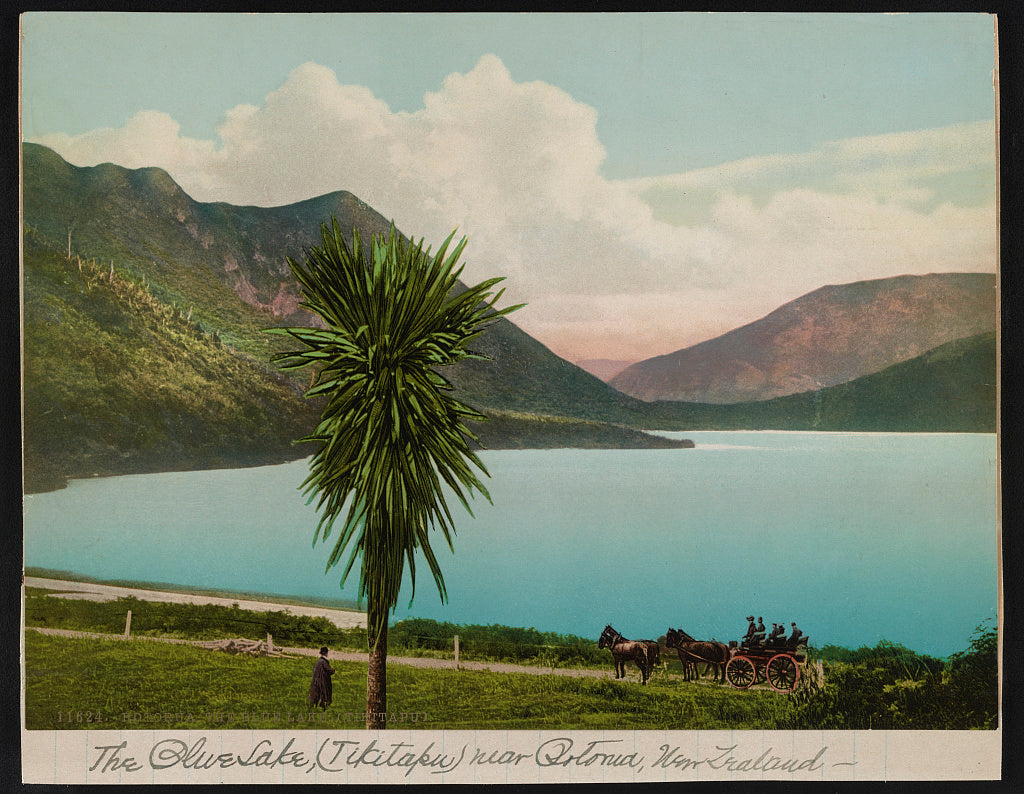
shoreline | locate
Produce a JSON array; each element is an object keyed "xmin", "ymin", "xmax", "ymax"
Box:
[
  {"xmin": 24, "ymin": 567, "xmax": 361, "ymax": 612},
  {"xmin": 24, "ymin": 576, "xmax": 366, "ymax": 630}
]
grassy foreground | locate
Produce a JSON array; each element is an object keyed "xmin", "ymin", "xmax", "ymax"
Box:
[
  {"xmin": 25, "ymin": 627, "xmax": 998, "ymax": 732},
  {"xmin": 25, "ymin": 632, "xmax": 792, "ymax": 732},
  {"xmin": 23, "ymin": 590, "xmax": 998, "ymax": 731}
]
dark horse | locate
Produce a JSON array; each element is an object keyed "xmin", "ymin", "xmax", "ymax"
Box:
[
  {"xmin": 665, "ymin": 628, "xmax": 729, "ymax": 684},
  {"xmin": 598, "ymin": 625, "xmax": 659, "ymax": 685}
]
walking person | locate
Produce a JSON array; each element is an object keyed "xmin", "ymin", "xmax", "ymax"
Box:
[{"xmin": 308, "ymin": 646, "xmax": 335, "ymax": 709}]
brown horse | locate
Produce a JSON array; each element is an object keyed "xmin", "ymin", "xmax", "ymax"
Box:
[
  {"xmin": 665, "ymin": 628, "xmax": 729, "ymax": 684},
  {"xmin": 598, "ymin": 625, "xmax": 659, "ymax": 684}
]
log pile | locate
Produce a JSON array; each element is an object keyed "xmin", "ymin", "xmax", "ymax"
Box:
[{"xmin": 194, "ymin": 638, "xmax": 289, "ymax": 657}]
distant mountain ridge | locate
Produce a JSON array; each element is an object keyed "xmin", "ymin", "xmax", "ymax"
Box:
[
  {"xmin": 22, "ymin": 142, "xmax": 665, "ymax": 424},
  {"xmin": 610, "ymin": 273, "xmax": 996, "ymax": 403},
  {"xmin": 20, "ymin": 143, "xmax": 996, "ymax": 493},
  {"xmin": 22, "ymin": 142, "xmax": 395, "ymax": 327},
  {"xmin": 635, "ymin": 331, "xmax": 996, "ymax": 432}
]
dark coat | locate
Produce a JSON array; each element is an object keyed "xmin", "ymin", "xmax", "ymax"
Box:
[{"xmin": 308, "ymin": 655, "xmax": 335, "ymax": 708}]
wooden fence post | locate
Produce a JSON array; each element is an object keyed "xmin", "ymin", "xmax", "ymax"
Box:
[
  {"xmin": 124, "ymin": 610, "xmax": 132, "ymax": 638},
  {"xmin": 454, "ymin": 635, "xmax": 459, "ymax": 669}
]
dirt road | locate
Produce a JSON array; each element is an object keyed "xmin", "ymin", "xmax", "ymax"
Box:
[
  {"xmin": 24, "ymin": 578, "xmax": 634, "ymax": 680},
  {"xmin": 25, "ymin": 626, "xmax": 627, "ymax": 680}
]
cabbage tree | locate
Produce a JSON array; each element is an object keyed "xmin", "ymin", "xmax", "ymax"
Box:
[{"xmin": 268, "ymin": 218, "xmax": 520, "ymax": 729}]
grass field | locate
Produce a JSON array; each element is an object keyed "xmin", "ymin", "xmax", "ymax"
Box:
[
  {"xmin": 24, "ymin": 632, "xmax": 796, "ymax": 732},
  {"xmin": 23, "ymin": 588, "xmax": 998, "ymax": 731}
]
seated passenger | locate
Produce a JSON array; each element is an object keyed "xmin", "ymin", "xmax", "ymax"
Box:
[
  {"xmin": 741, "ymin": 615, "xmax": 756, "ymax": 645},
  {"xmin": 750, "ymin": 617, "xmax": 766, "ymax": 647}
]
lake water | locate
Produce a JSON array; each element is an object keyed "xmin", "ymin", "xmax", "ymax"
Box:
[{"xmin": 23, "ymin": 432, "xmax": 999, "ymax": 657}]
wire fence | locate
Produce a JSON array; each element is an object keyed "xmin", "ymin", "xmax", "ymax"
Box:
[
  {"xmin": 33, "ymin": 592, "xmax": 811, "ymax": 670},
  {"xmin": 24, "ymin": 596, "xmax": 611, "ymax": 665}
]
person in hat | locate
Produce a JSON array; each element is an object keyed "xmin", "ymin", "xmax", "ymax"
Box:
[
  {"xmin": 787, "ymin": 622, "xmax": 804, "ymax": 646},
  {"xmin": 752, "ymin": 617, "xmax": 767, "ymax": 648},
  {"xmin": 742, "ymin": 615, "xmax": 757, "ymax": 645},
  {"xmin": 308, "ymin": 646, "xmax": 335, "ymax": 709}
]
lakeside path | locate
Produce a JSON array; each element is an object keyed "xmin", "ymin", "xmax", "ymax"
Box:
[
  {"xmin": 25, "ymin": 627, "xmax": 621, "ymax": 680},
  {"xmin": 23, "ymin": 578, "xmax": 629, "ymax": 680},
  {"xmin": 25, "ymin": 577, "xmax": 365, "ymax": 629}
]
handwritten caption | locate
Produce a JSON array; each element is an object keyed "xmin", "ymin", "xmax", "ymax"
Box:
[{"xmin": 89, "ymin": 736, "xmax": 841, "ymax": 779}]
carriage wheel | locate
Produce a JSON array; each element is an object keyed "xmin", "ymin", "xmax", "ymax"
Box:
[
  {"xmin": 726, "ymin": 656, "xmax": 756, "ymax": 689},
  {"xmin": 766, "ymin": 654, "xmax": 800, "ymax": 692}
]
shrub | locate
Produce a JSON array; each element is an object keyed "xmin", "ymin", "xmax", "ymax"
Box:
[{"xmin": 773, "ymin": 625, "xmax": 998, "ymax": 730}]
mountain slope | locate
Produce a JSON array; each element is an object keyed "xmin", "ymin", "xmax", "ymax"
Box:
[
  {"xmin": 23, "ymin": 142, "xmax": 395, "ymax": 334},
  {"xmin": 21, "ymin": 231, "xmax": 323, "ymax": 492},
  {"xmin": 22, "ymin": 145, "xmax": 693, "ymax": 492},
  {"xmin": 575, "ymin": 359, "xmax": 635, "ymax": 381},
  {"xmin": 22, "ymin": 229, "xmax": 691, "ymax": 493},
  {"xmin": 639, "ymin": 331, "xmax": 997, "ymax": 432},
  {"xmin": 22, "ymin": 143, "xmax": 657, "ymax": 426},
  {"xmin": 610, "ymin": 273, "xmax": 996, "ymax": 403}
]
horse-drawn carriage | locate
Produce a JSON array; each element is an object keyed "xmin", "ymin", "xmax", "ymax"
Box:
[
  {"xmin": 601, "ymin": 624, "xmax": 808, "ymax": 692},
  {"xmin": 663, "ymin": 626, "xmax": 808, "ymax": 692},
  {"xmin": 723, "ymin": 634, "xmax": 808, "ymax": 692}
]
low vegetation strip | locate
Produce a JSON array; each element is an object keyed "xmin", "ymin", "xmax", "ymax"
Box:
[{"xmin": 24, "ymin": 588, "xmax": 606, "ymax": 667}]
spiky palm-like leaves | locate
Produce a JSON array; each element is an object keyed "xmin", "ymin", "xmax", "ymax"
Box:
[{"xmin": 268, "ymin": 219, "xmax": 520, "ymax": 717}]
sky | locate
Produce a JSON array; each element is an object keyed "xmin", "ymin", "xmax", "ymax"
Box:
[{"xmin": 20, "ymin": 12, "xmax": 998, "ymax": 362}]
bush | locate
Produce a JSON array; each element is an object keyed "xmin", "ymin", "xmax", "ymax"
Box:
[
  {"xmin": 773, "ymin": 624, "xmax": 998, "ymax": 730},
  {"xmin": 387, "ymin": 618, "xmax": 605, "ymax": 666},
  {"xmin": 24, "ymin": 589, "xmax": 366, "ymax": 648}
]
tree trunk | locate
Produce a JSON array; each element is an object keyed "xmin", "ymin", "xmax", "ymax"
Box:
[{"xmin": 366, "ymin": 603, "xmax": 387, "ymax": 730}]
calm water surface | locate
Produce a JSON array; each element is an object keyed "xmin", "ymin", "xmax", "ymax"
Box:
[{"xmin": 23, "ymin": 432, "xmax": 998, "ymax": 657}]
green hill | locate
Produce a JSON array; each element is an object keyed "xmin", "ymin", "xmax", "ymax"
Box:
[
  {"xmin": 22, "ymin": 142, "xmax": 658, "ymax": 422},
  {"xmin": 22, "ymin": 231, "xmax": 318, "ymax": 492},
  {"xmin": 22, "ymin": 145, "xmax": 691, "ymax": 492}
]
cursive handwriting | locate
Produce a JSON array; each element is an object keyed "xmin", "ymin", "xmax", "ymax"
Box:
[
  {"xmin": 653, "ymin": 743, "xmax": 828, "ymax": 773},
  {"xmin": 536, "ymin": 737, "xmax": 644, "ymax": 770},
  {"xmin": 150, "ymin": 737, "xmax": 309, "ymax": 770},
  {"xmin": 87, "ymin": 736, "xmax": 842, "ymax": 779},
  {"xmin": 315, "ymin": 739, "xmax": 465, "ymax": 777}
]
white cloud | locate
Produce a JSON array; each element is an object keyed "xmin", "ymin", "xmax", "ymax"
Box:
[
  {"xmin": 31, "ymin": 57, "xmax": 998, "ymax": 362},
  {"xmin": 623, "ymin": 121, "xmax": 996, "ymax": 197},
  {"xmin": 36, "ymin": 110, "xmax": 217, "ymax": 174}
]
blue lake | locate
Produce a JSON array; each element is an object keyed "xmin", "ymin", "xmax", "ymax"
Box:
[{"xmin": 23, "ymin": 432, "xmax": 999, "ymax": 657}]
